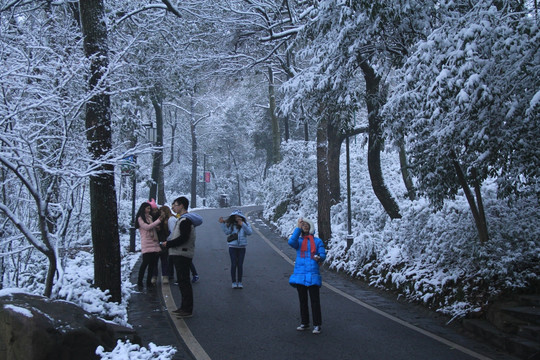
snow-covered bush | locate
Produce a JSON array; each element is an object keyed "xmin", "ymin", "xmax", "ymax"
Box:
[
  {"xmin": 262, "ymin": 140, "xmax": 319, "ymax": 236},
  {"xmin": 96, "ymin": 340, "xmax": 176, "ymax": 360}
]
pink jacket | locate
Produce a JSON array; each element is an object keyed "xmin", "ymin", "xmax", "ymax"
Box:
[{"xmin": 138, "ymin": 215, "xmax": 162, "ymax": 254}]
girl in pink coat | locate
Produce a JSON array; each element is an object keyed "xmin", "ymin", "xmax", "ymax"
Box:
[{"xmin": 135, "ymin": 201, "xmax": 163, "ymax": 288}]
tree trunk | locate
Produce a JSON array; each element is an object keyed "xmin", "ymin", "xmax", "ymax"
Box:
[
  {"xmin": 283, "ymin": 50, "xmax": 292, "ymax": 142},
  {"xmin": 398, "ymin": 137, "xmax": 416, "ymax": 200},
  {"xmin": 300, "ymin": 104, "xmax": 309, "ymax": 141},
  {"xmin": 472, "ymin": 168, "xmax": 488, "ymax": 242},
  {"xmin": 316, "ymin": 117, "xmax": 331, "ymax": 243},
  {"xmin": 453, "ymin": 161, "xmax": 489, "ymax": 243},
  {"xmin": 149, "ymin": 152, "xmax": 158, "ymax": 201},
  {"xmin": 150, "ymin": 95, "xmax": 165, "ymax": 204},
  {"xmin": 284, "ymin": 114, "xmax": 290, "ymax": 142},
  {"xmin": 79, "ymin": 0, "xmax": 121, "ymax": 303},
  {"xmin": 268, "ymin": 67, "xmax": 281, "ymax": 164},
  {"xmin": 190, "ymin": 95, "xmax": 198, "ymax": 208},
  {"xmin": 44, "ymin": 252, "xmax": 57, "ymax": 298},
  {"xmin": 327, "ymin": 120, "xmax": 342, "ymax": 204},
  {"xmin": 227, "ymin": 145, "xmax": 242, "ymax": 206},
  {"xmin": 360, "ymin": 61, "xmax": 401, "ymax": 219},
  {"xmin": 164, "ymin": 110, "xmax": 177, "ymax": 167}
]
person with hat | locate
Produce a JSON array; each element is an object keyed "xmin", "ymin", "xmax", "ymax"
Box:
[
  {"xmin": 219, "ymin": 209, "xmax": 253, "ymax": 289},
  {"xmin": 288, "ymin": 217, "xmax": 326, "ymax": 334}
]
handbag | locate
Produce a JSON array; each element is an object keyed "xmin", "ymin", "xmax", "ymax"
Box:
[{"xmin": 227, "ymin": 233, "xmax": 238, "ymax": 243}]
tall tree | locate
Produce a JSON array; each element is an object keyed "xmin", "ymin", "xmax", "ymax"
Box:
[
  {"xmin": 79, "ymin": 0, "xmax": 122, "ymax": 302},
  {"xmin": 360, "ymin": 61, "xmax": 401, "ymax": 219},
  {"xmin": 280, "ymin": 0, "xmax": 414, "ymax": 220},
  {"xmin": 384, "ymin": 1, "xmax": 539, "ymax": 242},
  {"xmin": 189, "ymin": 93, "xmax": 199, "ymax": 208},
  {"xmin": 150, "ymin": 88, "xmax": 166, "ymax": 205},
  {"xmin": 268, "ymin": 67, "xmax": 282, "ymax": 164},
  {"xmin": 316, "ymin": 115, "xmax": 332, "ymax": 243}
]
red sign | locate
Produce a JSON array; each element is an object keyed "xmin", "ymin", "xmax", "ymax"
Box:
[{"xmin": 204, "ymin": 171, "xmax": 211, "ymax": 183}]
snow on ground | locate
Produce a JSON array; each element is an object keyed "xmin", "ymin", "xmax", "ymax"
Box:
[{"xmin": 96, "ymin": 340, "xmax": 177, "ymax": 360}]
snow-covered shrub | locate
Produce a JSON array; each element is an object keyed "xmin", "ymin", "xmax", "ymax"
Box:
[
  {"xmin": 50, "ymin": 237, "xmax": 139, "ymax": 326},
  {"xmin": 261, "ymin": 140, "xmax": 318, "ymax": 237},
  {"xmin": 96, "ymin": 340, "xmax": 176, "ymax": 360}
]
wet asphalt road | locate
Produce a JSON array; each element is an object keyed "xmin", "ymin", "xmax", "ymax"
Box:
[{"xmin": 131, "ymin": 206, "xmax": 517, "ymax": 360}]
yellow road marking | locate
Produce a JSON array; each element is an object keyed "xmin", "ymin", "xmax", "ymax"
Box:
[{"xmin": 161, "ymin": 280, "xmax": 211, "ymax": 360}]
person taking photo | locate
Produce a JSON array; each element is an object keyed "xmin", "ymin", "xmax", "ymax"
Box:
[{"xmin": 288, "ymin": 217, "xmax": 326, "ymax": 334}]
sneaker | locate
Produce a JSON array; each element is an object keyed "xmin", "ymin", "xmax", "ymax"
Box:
[
  {"xmin": 162, "ymin": 276, "xmax": 169, "ymax": 284},
  {"xmin": 174, "ymin": 310, "xmax": 193, "ymax": 318},
  {"xmin": 151, "ymin": 276, "xmax": 157, "ymax": 285},
  {"xmin": 232, "ymin": 282, "xmax": 238, "ymax": 289},
  {"xmin": 296, "ymin": 324, "xmax": 310, "ymax": 331},
  {"xmin": 192, "ymin": 275, "xmax": 199, "ymax": 283},
  {"xmin": 172, "ymin": 308, "xmax": 183, "ymax": 314},
  {"xmin": 312, "ymin": 326, "xmax": 321, "ymax": 334},
  {"xmin": 237, "ymin": 282, "xmax": 243, "ymax": 289}
]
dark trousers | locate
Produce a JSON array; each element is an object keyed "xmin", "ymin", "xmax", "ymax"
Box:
[
  {"xmin": 152, "ymin": 249, "xmax": 170, "ymax": 277},
  {"xmin": 229, "ymin": 247, "xmax": 246, "ymax": 283},
  {"xmin": 190, "ymin": 262, "xmax": 198, "ymax": 276},
  {"xmin": 168, "ymin": 259, "xmax": 197, "ymax": 281},
  {"xmin": 296, "ymin": 285, "xmax": 322, "ymax": 327},
  {"xmin": 138, "ymin": 252, "xmax": 160, "ymax": 286},
  {"xmin": 170, "ymin": 255, "xmax": 193, "ymax": 313},
  {"xmin": 167, "ymin": 255, "xmax": 175, "ymax": 280}
]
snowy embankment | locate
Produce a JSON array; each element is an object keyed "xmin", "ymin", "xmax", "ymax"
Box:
[
  {"xmin": 261, "ymin": 140, "xmax": 540, "ymax": 320},
  {"xmin": 56, "ymin": 238, "xmax": 177, "ymax": 359},
  {"xmin": 1, "ymin": 240, "xmax": 177, "ymax": 359}
]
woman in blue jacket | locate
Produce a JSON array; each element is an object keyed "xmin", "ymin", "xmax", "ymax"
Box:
[
  {"xmin": 219, "ymin": 210, "xmax": 253, "ymax": 289},
  {"xmin": 288, "ymin": 217, "xmax": 326, "ymax": 334}
]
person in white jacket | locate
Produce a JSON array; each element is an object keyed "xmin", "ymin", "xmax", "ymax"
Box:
[{"xmin": 161, "ymin": 197, "xmax": 203, "ymax": 318}]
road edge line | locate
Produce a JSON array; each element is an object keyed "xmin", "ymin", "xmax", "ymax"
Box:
[{"xmin": 161, "ymin": 283, "xmax": 212, "ymax": 360}]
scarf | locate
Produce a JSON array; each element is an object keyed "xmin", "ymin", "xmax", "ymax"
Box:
[{"xmin": 300, "ymin": 235, "xmax": 316, "ymax": 258}]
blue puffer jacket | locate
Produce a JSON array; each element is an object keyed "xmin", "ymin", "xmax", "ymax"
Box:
[
  {"xmin": 288, "ymin": 228, "xmax": 326, "ymax": 287},
  {"xmin": 220, "ymin": 210, "xmax": 252, "ymax": 247}
]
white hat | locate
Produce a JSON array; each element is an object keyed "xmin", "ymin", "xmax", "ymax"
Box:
[{"xmin": 302, "ymin": 218, "xmax": 315, "ymax": 235}]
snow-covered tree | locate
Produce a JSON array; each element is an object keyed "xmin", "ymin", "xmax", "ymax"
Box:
[
  {"xmin": 0, "ymin": 1, "xmax": 92, "ymax": 297},
  {"xmin": 79, "ymin": 0, "xmax": 123, "ymax": 302},
  {"xmin": 384, "ymin": 1, "xmax": 539, "ymax": 242},
  {"xmin": 278, "ymin": 0, "xmax": 439, "ymax": 237}
]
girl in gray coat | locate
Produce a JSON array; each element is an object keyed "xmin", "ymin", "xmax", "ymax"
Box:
[{"xmin": 219, "ymin": 210, "xmax": 253, "ymax": 289}]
